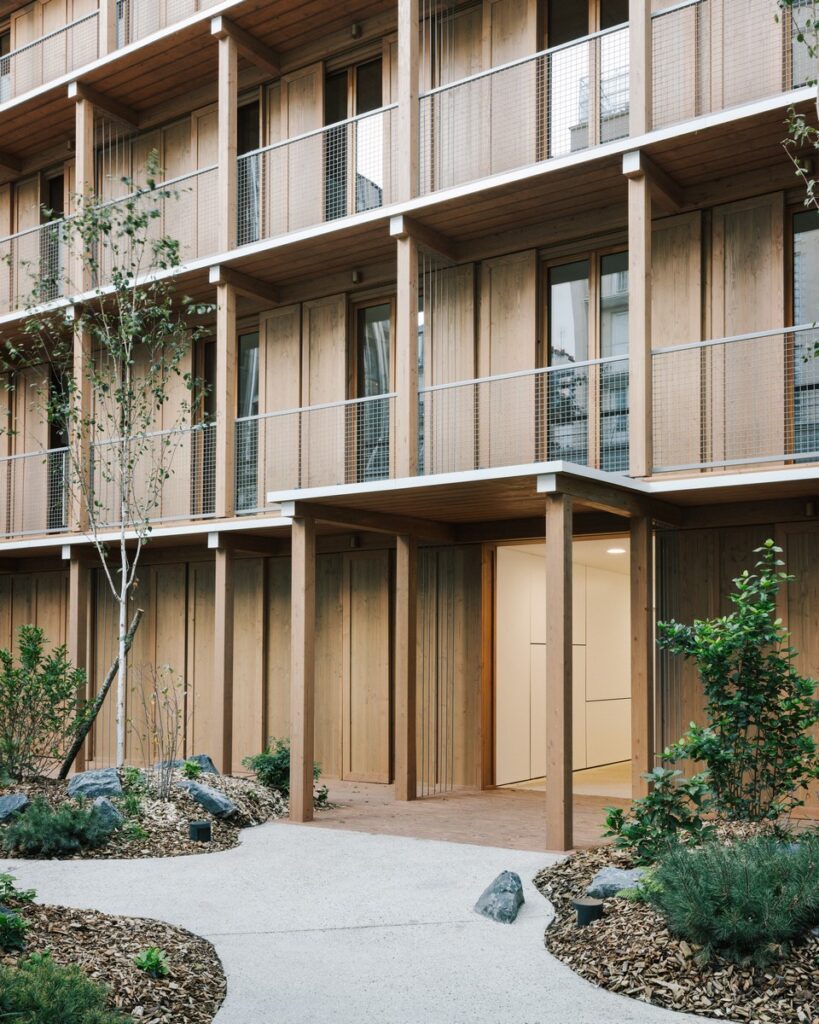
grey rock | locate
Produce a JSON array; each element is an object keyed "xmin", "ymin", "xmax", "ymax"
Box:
[
  {"xmin": 587, "ymin": 866, "xmax": 646, "ymax": 899},
  {"xmin": 155, "ymin": 754, "xmax": 220, "ymax": 776},
  {"xmin": 177, "ymin": 780, "xmax": 237, "ymax": 819},
  {"xmin": 474, "ymin": 870, "xmax": 525, "ymax": 924},
  {"xmin": 812, "ymin": 925, "xmax": 819, "ymax": 939},
  {"xmin": 92, "ymin": 797, "xmax": 124, "ymax": 831},
  {"xmin": 0, "ymin": 793, "xmax": 29, "ymax": 824},
  {"xmin": 67, "ymin": 767, "xmax": 122, "ymax": 800}
]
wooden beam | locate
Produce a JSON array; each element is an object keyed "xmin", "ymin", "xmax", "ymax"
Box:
[
  {"xmin": 67, "ymin": 81, "xmax": 138, "ymax": 129},
  {"xmin": 207, "ymin": 531, "xmax": 288, "ymax": 557},
  {"xmin": 209, "ymin": 264, "xmax": 279, "ymax": 305},
  {"xmin": 211, "ymin": 15, "xmax": 280, "ymax": 79},
  {"xmin": 539, "ymin": 473, "xmax": 682, "ymax": 526},
  {"xmin": 215, "ymin": 282, "xmax": 237, "ymax": 519},
  {"xmin": 70, "ymin": 316, "xmax": 92, "ymax": 532},
  {"xmin": 67, "ymin": 556, "xmax": 90, "ymax": 771},
  {"xmin": 73, "ymin": 96, "xmax": 95, "ymax": 289},
  {"xmin": 396, "ymin": 0, "xmax": 419, "ymax": 202},
  {"xmin": 630, "ymin": 516, "xmax": 655, "ymax": 799},
  {"xmin": 217, "ymin": 30, "xmax": 238, "ymax": 252},
  {"xmin": 545, "ymin": 492, "xmax": 573, "ymax": 852},
  {"xmin": 628, "ymin": 169, "xmax": 653, "ymax": 478},
  {"xmin": 628, "ymin": 0, "xmax": 651, "ymax": 137},
  {"xmin": 396, "ymin": 233, "xmax": 418, "ymax": 478},
  {"xmin": 214, "ymin": 547, "xmax": 235, "ymax": 774},
  {"xmin": 480, "ymin": 544, "xmax": 495, "ymax": 790},
  {"xmin": 0, "ymin": 150, "xmax": 22, "ymax": 174},
  {"xmin": 390, "ymin": 214, "xmax": 459, "ymax": 263},
  {"xmin": 623, "ymin": 150, "xmax": 684, "ymax": 214},
  {"xmin": 289, "ymin": 516, "xmax": 316, "ymax": 823},
  {"xmin": 394, "ymin": 534, "xmax": 417, "ymax": 801},
  {"xmin": 281, "ymin": 500, "xmax": 456, "ymax": 544}
]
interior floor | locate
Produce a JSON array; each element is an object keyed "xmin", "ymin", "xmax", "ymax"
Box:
[{"xmin": 500, "ymin": 760, "xmax": 632, "ymax": 799}]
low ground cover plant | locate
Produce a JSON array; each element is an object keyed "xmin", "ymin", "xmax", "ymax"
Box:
[
  {"xmin": 647, "ymin": 835, "xmax": 819, "ymax": 966},
  {"xmin": 0, "ymin": 797, "xmax": 117, "ymax": 857},
  {"xmin": 243, "ymin": 737, "xmax": 329, "ymax": 806},
  {"xmin": 134, "ymin": 946, "xmax": 170, "ymax": 978},
  {"xmin": 0, "ymin": 951, "xmax": 127, "ymax": 1023},
  {"xmin": 0, "ymin": 906, "xmax": 28, "ymax": 951}
]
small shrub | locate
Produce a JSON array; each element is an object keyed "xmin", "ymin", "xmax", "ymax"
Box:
[
  {"xmin": 0, "ymin": 797, "xmax": 116, "ymax": 857},
  {"xmin": 123, "ymin": 821, "xmax": 148, "ymax": 842},
  {"xmin": 181, "ymin": 759, "xmax": 202, "ymax": 781},
  {"xmin": 129, "ymin": 667, "xmax": 191, "ymax": 801},
  {"xmin": 0, "ymin": 872, "xmax": 36, "ymax": 904},
  {"xmin": 647, "ymin": 835, "xmax": 819, "ymax": 966},
  {"xmin": 134, "ymin": 947, "xmax": 170, "ymax": 978},
  {"xmin": 121, "ymin": 766, "xmax": 145, "ymax": 793},
  {"xmin": 0, "ymin": 907, "xmax": 28, "ymax": 951},
  {"xmin": 604, "ymin": 767, "xmax": 714, "ymax": 865},
  {"xmin": 117, "ymin": 791, "xmax": 142, "ymax": 819},
  {"xmin": 243, "ymin": 737, "xmax": 322, "ymax": 798},
  {"xmin": 0, "ymin": 950, "xmax": 127, "ymax": 1022}
]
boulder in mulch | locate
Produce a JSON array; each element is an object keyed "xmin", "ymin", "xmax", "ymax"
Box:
[
  {"xmin": 92, "ymin": 796, "xmax": 124, "ymax": 831},
  {"xmin": 156, "ymin": 754, "xmax": 219, "ymax": 776},
  {"xmin": 474, "ymin": 870, "xmax": 525, "ymax": 924},
  {"xmin": 0, "ymin": 793, "xmax": 29, "ymax": 823},
  {"xmin": 67, "ymin": 767, "xmax": 122, "ymax": 800},
  {"xmin": 177, "ymin": 781, "xmax": 237, "ymax": 819},
  {"xmin": 586, "ymin": 866, "xmax": 645, "ymax": 899}
]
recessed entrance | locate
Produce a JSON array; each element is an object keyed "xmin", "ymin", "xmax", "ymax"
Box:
[{"xmin": 494, "ymin": 536, "xmax": 631, "ymax": 798}]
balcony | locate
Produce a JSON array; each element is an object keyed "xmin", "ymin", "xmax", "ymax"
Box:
[
  {"xmin": 115, "ymin": 0, "xmax": 222, "ymax": 47},
  {"xmin": 0, "ymin": 11, "xmax": 98, "ymax": 105}
]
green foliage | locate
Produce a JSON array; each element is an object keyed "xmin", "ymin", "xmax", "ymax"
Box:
[
  {"xmin": 117, "ymin": 791, "xmax": 143, "ymax": 819},
  {"xmin": 0, "ymin": 797, "xmax": 116, "ymax": 857},
  {"xmin": 0, "ymin": 950, "xmax": 126, "ymax": 1023},
  {"xmin": 123, "ymin": 821, "xmax": 148, "ymax": 842},
  {"xmin": 134, "ymin": 947, "xmax": 169, "ymax": 979},
  {"xmin": 243, "ymin": 738, "xmax": 321, "ymax": 798},
  {"xmin": 0, "ymin": 625, "xmax": 90, "ymax": 780},
  {"xmin": 0, "ymin": 907, "xmax": 28, "ymax": 951},
  {"xmin": 658, "ymin": 541, "xmax": 819, "ymax": 820},
  {"xmin": 648, "ymin": 835, "xmax": 819, "ymax": 966},
  {"xmin": 181, "ymin": 759, "xmax": 203, "ymax": 781},
  {"xmin": 604, "ymin": 767, "xmax": 715, "ymax": 865},
  {"xmin": 777, "ymin": 3, "xmax": 819, "ymax": 212},
  {"xmin": 0, "ymin": 872, "xmax": 36, "ymax": 905},
  {"xmin": 120, "ymin": 767, "xmax": 145, "ymax": 793}
]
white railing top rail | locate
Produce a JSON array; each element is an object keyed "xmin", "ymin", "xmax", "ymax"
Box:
[
  {"xmin": 92, "ymin": 421, "xmax": 212, "ymax": 449},
  {"xmin": 652, "ymin": 323, "xmax": 816, "ymax": 357},
  {"xmin": 237, "ymin": 104, "xmax": 398, "ymax": 163},
  {"xmin": 420, "ymin": 21, "xmax": 629, "ymax": 99},
  {"xmin": 236, "ymin": 390, "xmax": 397, "ymax": 425},
  {"xmin": 418, "ymin": 353, "xmax": 627, "ymax": 395},
  {"xmin": 0, "ymin": 10, "xmax": 97, "ymax": 62},
  {"xmin": 651, "ymin": 0, "xmax": 706, "ymax": 19},
  {"xmin": 0, "ymin": 444, "xmax": 68, "ymax": 465},
  {"xmin": 0, "ymin": 217, "xmax": 65, "ymax": 247}
]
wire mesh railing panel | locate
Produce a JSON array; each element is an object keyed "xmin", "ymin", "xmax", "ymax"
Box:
[
  {"xmin": 91, "ymin": 423, "xmax": 216, "ymax": 528},
  {"xmin": 0, "ymin": 220, "xmax": 68, "ymax": 315},
  {"xmin": 248, "ymin": 393, "xmax": 395, "ymax": 500},
  {"xmin": 652, "ymin": 325, "xmax": 819, "ymax": 473},
  {"xmin": 0, "ymin": 11, "xmax": 98, "ymax": 103},
  {"xmin": 117, "ymin": 0, "xmax": 221, "ymax": 46},
  {"xmin": 237, "ymin": 106, "xmax": 398, "ymax": 246},
  {"xmin": 651, "ymin": 0, "xmax": 791, "ymax": 131},
  {"xmin": 419, "ymin": 25, "xmax": 629, "ymax": 194},
  {"xmin": 418, "ymin": 357, "xmax": 629, "ymax": 475},
  {"xmin": 0, "ymin": 447, "xmax": 68, "ymax": 539}
]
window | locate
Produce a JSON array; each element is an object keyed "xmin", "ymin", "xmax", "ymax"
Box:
[
  {"xmin": 792, "ymin": 211, "xmax": 819, "ymax": 456},
  {"xmin": 354, "ymin": 301, "xmax": 392, "ymax": 480},
  {"xmin": 41, "ymin": 174, "xmax": 64, "ymax": 301},
  {"xmin": 237, "ymin": 100, "xmax": 261, "ymax": 245},
  {"xmin": 547, "ymin": 250, "xmax": 629, "ymax": 470},
  {"xmin": 47, "ymin": 370, "xmax": 67, "ymax": 531},
  {"xmin": 0, "ymin": 28, "xmax": 10, "ymax": 104},
  {"xmin": 235, "ymin": 331, "xmax": 260, "ymax": 511}
]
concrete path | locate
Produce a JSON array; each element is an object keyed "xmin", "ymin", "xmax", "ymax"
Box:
[{"xmin": 4, "ymin": 823, "xmax": 705, "ymax": 1024}]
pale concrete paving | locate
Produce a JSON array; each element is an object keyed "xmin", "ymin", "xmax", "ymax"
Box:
[{"xmin": 5, "ymin": 823, "xmax": 706, "ymax": 1024}]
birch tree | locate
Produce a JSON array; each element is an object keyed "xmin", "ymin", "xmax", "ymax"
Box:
[{"xmin": 1, "ymin": 152, "xmax": 212, "ymax": 767}]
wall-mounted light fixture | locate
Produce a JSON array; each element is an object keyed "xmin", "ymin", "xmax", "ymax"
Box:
[
  {"xmin": 351, "ymin": 22, "xmax": 362, "ymax": 38},
  {"xmin": 352, "ymin": 270, "xmax": 362, "ymax": 284},
  {"xmin": 606, "ymin": 547, "xmax": 626, "ymax": 555}
]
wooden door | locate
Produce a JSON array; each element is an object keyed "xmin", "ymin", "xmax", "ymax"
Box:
[
  {"xmin": 281, "ymin": 63, "xmax": 324, "ymax": 232},
  {"xmin": 301, "ymin": 294, "xmax": 346, "ymax": 487},
  {"xmin": 40, "ymin": 0, "xmax": 68, "ymax": 79},
  {"xmin": 651, "ymin": 0, "xmax": 699, "ymax": 128},
  {"xmin": 713, "ymin": 0, "xmax": 784, "ymax": 112},
  {"xmin": 0, "ymin": 184, "xmax": 11, "ymax": 315},
  {"xmin": 161, "ymin": 119, "xmax": 193, "ymax": 258},
  {"xmin": 10, "ymin": 3, "xmax": 41, "ymax": 96},
  {"xmin": 485, "ymin": 0, "xmax": 538, "ymax": 175},
  {"xmin": 264, "ymin": 81, "xmax": 285, "ymax": 238},
  {"xmin": 193, "ymin": 105, "xmax": 218, "ymax": 257},
  {"xmin": 261, "ymin": 304, "xmax": 302, "ymax": 494}
]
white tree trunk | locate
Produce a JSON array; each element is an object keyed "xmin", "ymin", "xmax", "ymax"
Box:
[{"xmin": 115, "ymin": 571, "xmax": 128, "ymax": 767}]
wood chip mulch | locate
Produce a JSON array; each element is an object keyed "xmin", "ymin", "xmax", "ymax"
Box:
[
  {"xmin": 1, "ymin": 896, "xmax": 225, "ymax": 1023},
  {"xmin": 533, "ymin": 840, "xmax": 819, "ymax": 1024}
]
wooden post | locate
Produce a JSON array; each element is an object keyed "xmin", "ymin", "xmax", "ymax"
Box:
[
  {"xmin": 394, "ymin": 534, "xmax": 417, "ymax": 800},
  {"xmin": 215, "ymin": 282, "xmax": 237, "ymax": 519},
  {"xmin": 217, "ymin": 31, "xmax": 238, "ymax": 252},
  {"xmin": 214, "ymin": 546, "xmax": 235, "ymax": 774},
  {"xmin": 628, "ymin": 170, "xmax": 652, "ymax": 478},
  {"xmin": 395, "ymin": 234, "xmax": 418, "ymax": 478},
  {"xmin": 73, "ymin": 94, "xmax": 94, "ymax": 290},
  {"xmin": 289, "ymin": 516, "xmax": 316, "ymax": 823},
  {"xmin": 397, "ymin": 0, "xmax": 419, "ymax": 202},
  {"xmin": 67, "ymin": 555, "xmax": 90, "ymax": 771},
  {"xmin": 629, "ymin": 0, "xmax": 652, "ymax": 137},
  {"xmin": 630, "ymin": 515, "xmax": 655, "ymax": 797},
  {"xmin": 98, "ymin": 0, "xmax": 118, "ymax": 57},
  {"xmin": 545, "ymin": 492, "xmax": 573, "ymax": 852}
]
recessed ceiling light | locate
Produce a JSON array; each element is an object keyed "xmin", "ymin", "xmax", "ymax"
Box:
[{"xmin": 607, "ymin": 547, "xmax": 626, "ymax": 555}]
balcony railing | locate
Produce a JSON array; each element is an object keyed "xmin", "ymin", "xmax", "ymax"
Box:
[
  {"xmin": 419, "ymin": 24, "xmax": 629, "ymax": 194},
  {"xmin": 236, "ymin": 392, "xmax": 395, "ymax": 505},
  {"xmin": 0, "ymin": 11, "xmax": 98, "ymax": 104},
  {"xmin": 419, "ymin": 357, "xmax": 630, "ymax": 476},
  {"xmin": 652, "ymin": 324, "xmax": 819, "ymax": 473},
  {"xmin": 0, "ymin": 219, "xmax": 68, "ymax": 314},
  {"xmin": 236, "ymin": 105, "xmax": 398, "ymax": 246},
  {"xmin": 0, "ymin": 446, "xmax": 68, "ymax": 538},
  {"xmin": 116, "ymin": 0, "xmax": 222, "ymax": 46}
]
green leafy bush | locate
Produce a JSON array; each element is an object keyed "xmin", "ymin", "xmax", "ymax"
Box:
[
  {"xmin": 658, "ymin": 541, "xmax": 819, "ymax": 820},
  {"xmin": 134, "ymin": 947, "xmax": 170, "ymax": 978},
  {"xmin": 604, "ymin": 767, "xmax": 714, "ymax": 865},
  {"xmin": 243, "ymin": 737, "xmax": 322, "ymax": 798},
  {"xmin": 0, "ymin": 626, "xmax": 91, "ymax": 780},
  {"xmin": 0, "ymin": 797, "xmax": 116, "ymax": 857},
  {"xmin": 0, "ymin": 907, "xmax": 28, "ymax": 951},
  {"xmin": 181, "ymin": 759, "xmax": 202, "ymax": 781},
  {"xmin": 648, "ymin": 835, "xmax": 819, "ymax": 966},
  {"xmin": 0, "ymin": 951, "xmax": 127, "ymax": 1023},
  {"xmin": 0, "ymin": 871, "xmax": 36, "ymax": 905}
]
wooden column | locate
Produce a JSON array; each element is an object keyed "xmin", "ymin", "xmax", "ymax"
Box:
[
  {"xmin": 629, "ymin": 0, "xmax": 652, "ymax": 137},
  {"xmin": 630, "ymin": 515, "xmax": 655, "ymax": 798},
  {"xmin": 67, "ymin": 555, "xmax": 90, "ymax": 771},
  {"xmin": 289, "ymin": 516, "xmax": 316, "ymax": 823},
  {"xmin": 397, "ymin": 0, "xmax": 419, "ymax": 202},
  {"xmin": 545, "ymin": 492, "xmax": 573, "ymax": 852},
  {"xmin": 70, "ymin": 315, "xmax": 92, "ymax": 533},
  {"xmin": 213, "ymin": 546, "xmax": 235, "ymax": 773},
  {"xmin": 217, "ymin": 31, "xmax": 238, "ymax": 252},
  {"xmin": 395, "ymin": 234, "xmax": 418, "ymax": 478},
  {"xmin": 215, "ymin": 282, "xmax": 237, "ymax": 519},
  {"xmin": 394, "ymin": 534, "xmax": 417, "ymax": 800},
  {"xmin": 98, "ymin": 0, "xmax": 118, "ymax": 57},
  {"xmin": 73, "ymin": 95, "xmax": 94, "ymax": 289},
  {"xmin": 628, "ymin": 169, "xmax": 652, "ymax": 478}
]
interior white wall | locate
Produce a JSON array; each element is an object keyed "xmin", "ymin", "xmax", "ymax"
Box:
[{"xmin": 495, "ymin": 541, "xmax": 632, "ymax": 786}]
